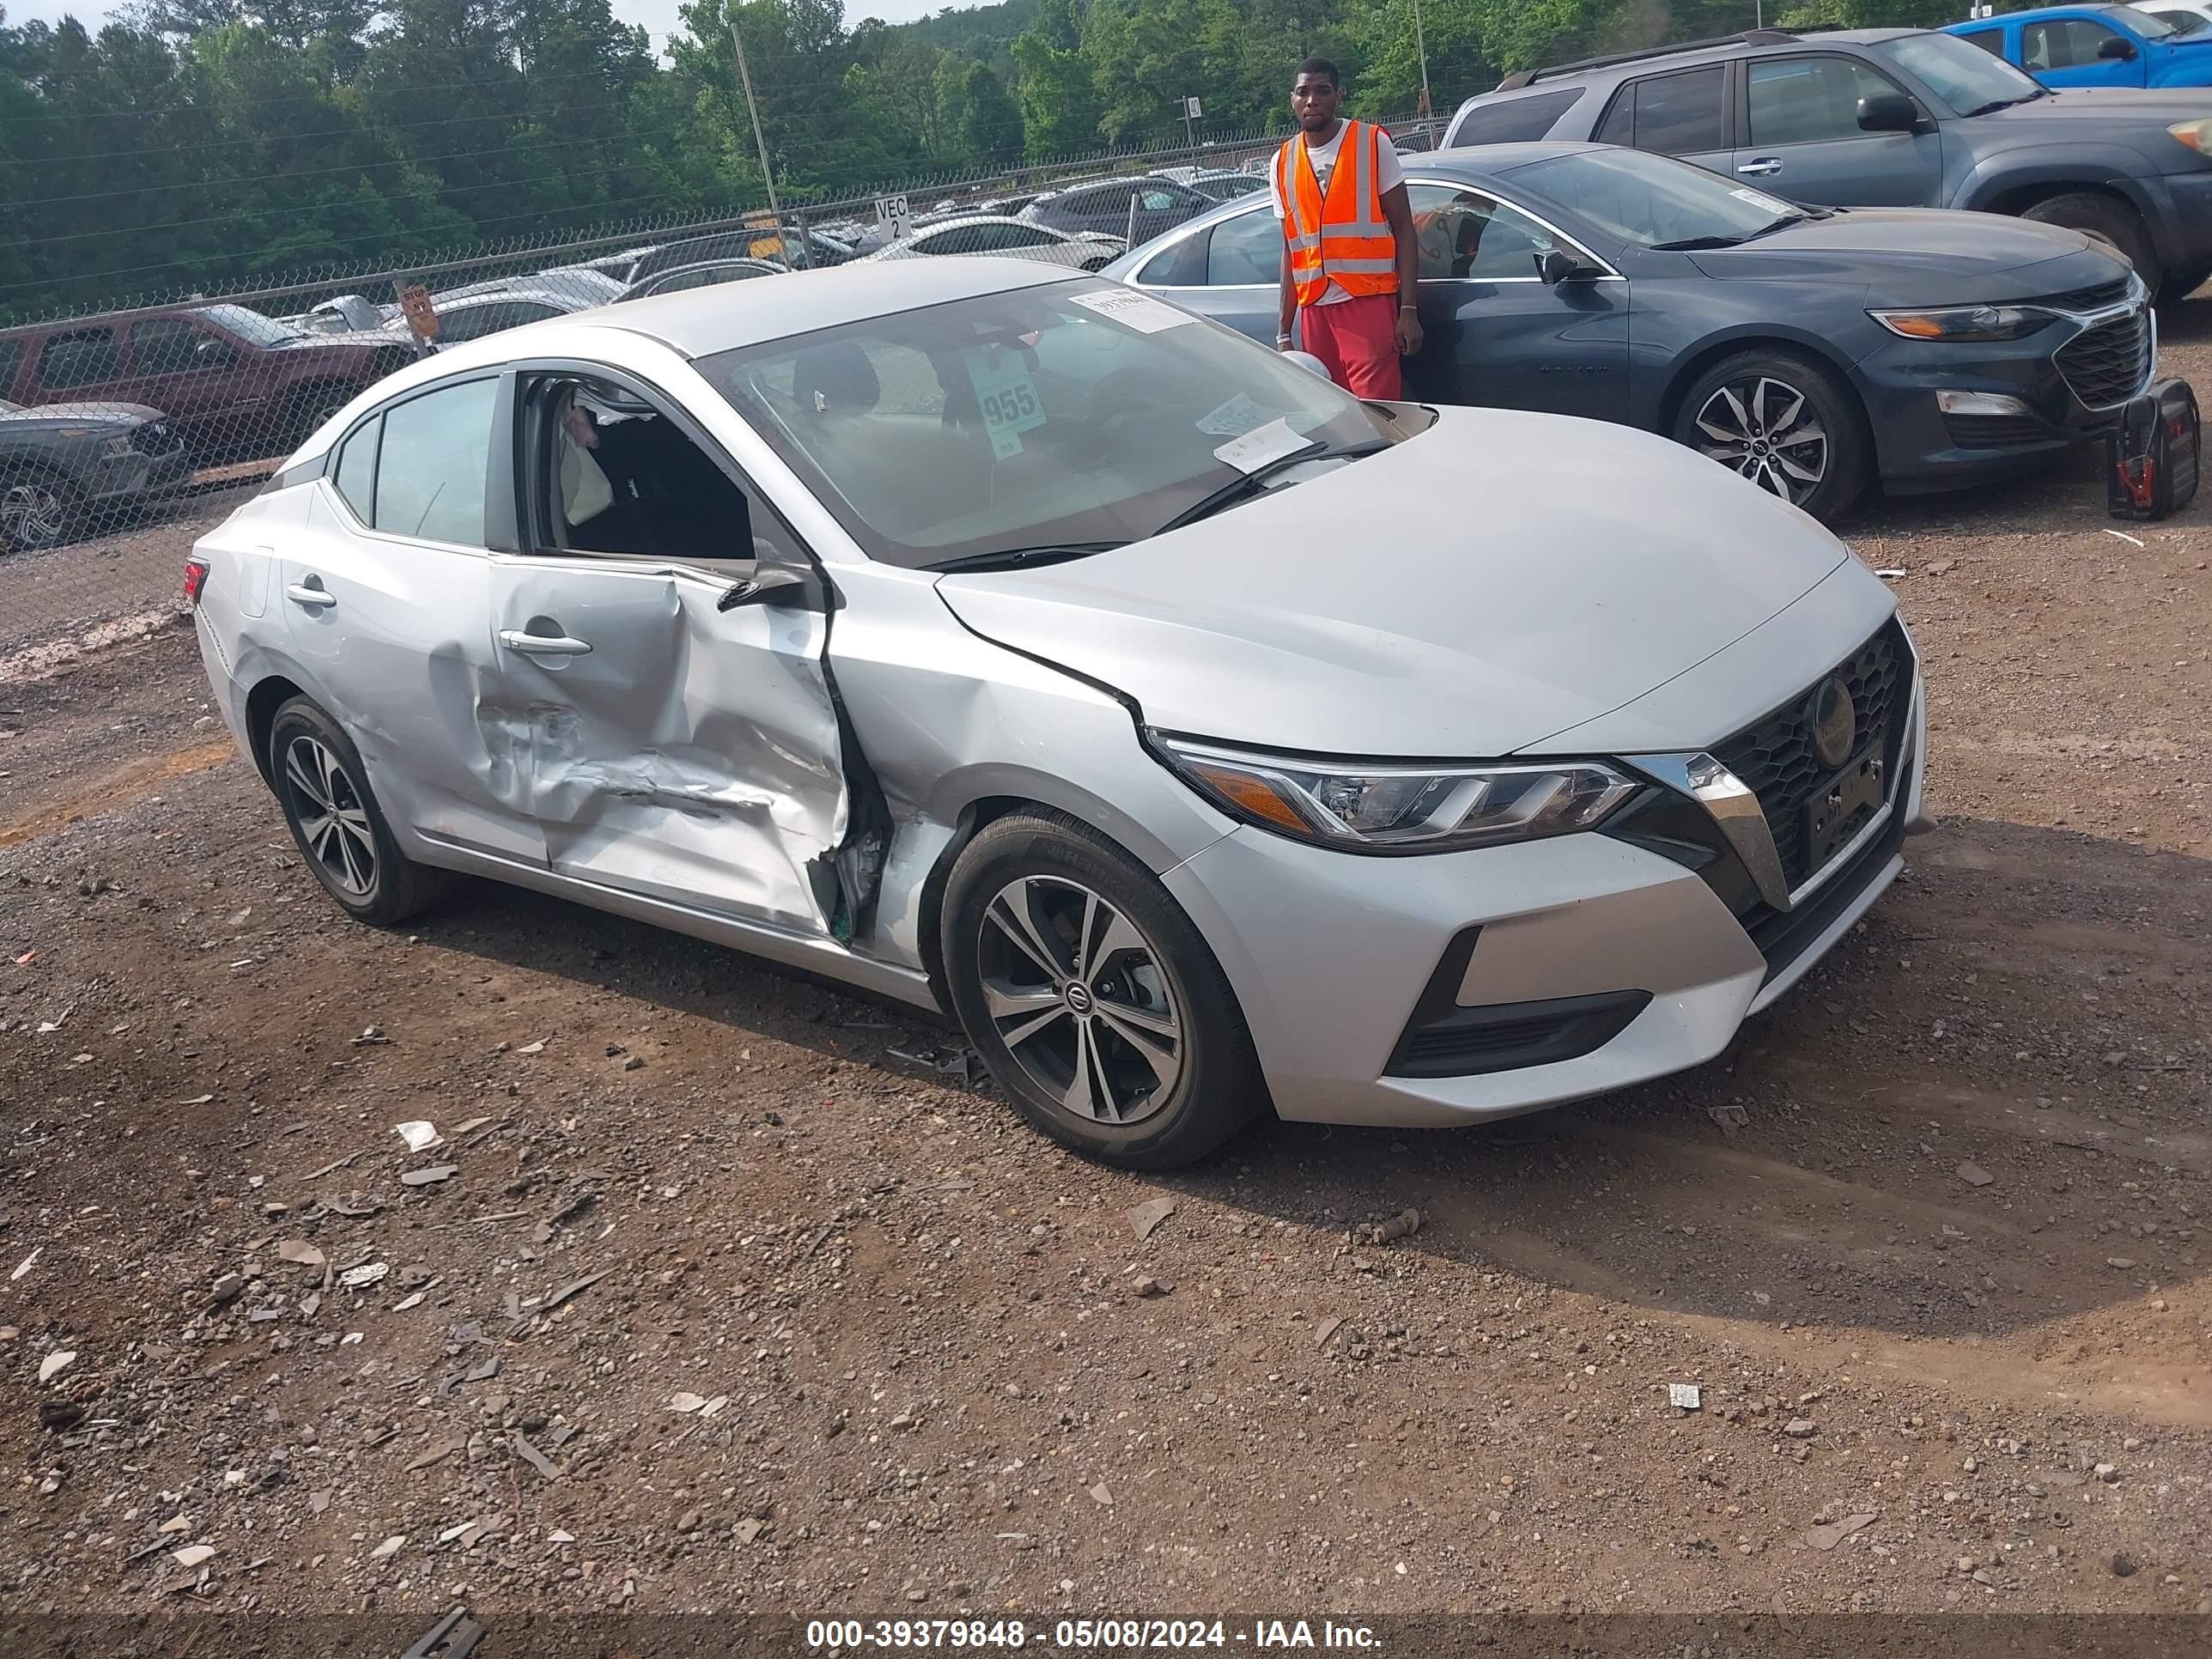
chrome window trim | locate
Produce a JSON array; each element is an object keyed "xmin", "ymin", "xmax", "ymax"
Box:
[{"xmin": 1124, "ymin": 179, "xmax": 1626, "ymax": 291}]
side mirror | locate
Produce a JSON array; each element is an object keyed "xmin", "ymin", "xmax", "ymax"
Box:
[
  {"xmin": 196, "ymin": 338, "xmax": 236, "ymax": 367},
  {"xmin": 1281, "ymin": 348, "xmax": 1333, "ymax": 380},
  {"xmin": 1856, "ymin": 92, "xmax": 1923, "ymax": 133},
  {"xmin": 1536, "ymin": 247, "xmax": 1598, "ymax": 285},
  {"xmin": 2097, "ymin": 33, "xmax": 2138, "ymax": 59},
  {"xmin": 717, "ymin": 564, "xmax": 824, "ymax": 612}
]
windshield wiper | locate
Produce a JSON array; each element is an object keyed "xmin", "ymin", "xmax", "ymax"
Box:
[
  {"xmin": 927, "ymin": 540, "xmax": 1125, "ymax": 574},
  {"xmin": 1155, "ymin": 441, "xmax": 1387, "ymax": 534},
  {"xmin": 1960, "ymin": 89, "xmax": 2045, "ymax": 117},
  {"xmin": 1654, "ymin": 214, "xmax": 1806, "ymax": 252}
]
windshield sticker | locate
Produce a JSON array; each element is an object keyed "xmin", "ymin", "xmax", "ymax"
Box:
[
  {"xmin": 1729, "ymin": 187, "xmax": 1791, "ymax": 216},
  {"xmin": 1195, "ymin": 392, "xmax": 1274, "ymax": 439},
  {"xmin": 965, "ymin": 347, "xmax": 1048, "ymax": 459},
  {"xmin": 1212, "ymin": 416, "xmax": 1318, "ymax": 475},
  {"xmin": 1065, "ymin": 288, "xmax": 1196, "ymax": 334}
]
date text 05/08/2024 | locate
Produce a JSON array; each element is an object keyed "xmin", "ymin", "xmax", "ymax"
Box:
[{"xmin": 804, "ymin": 1619, "xmax": 1382, "ymax": 1650}]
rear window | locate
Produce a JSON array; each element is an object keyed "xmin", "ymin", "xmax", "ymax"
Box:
[
  {"xmin": 1448, "ymin": 88, "xmax": 1586, "ymax": 147},
  {"xmin": 1598, "ymin": 66, "xmax": 1728, "ymax": 155}
]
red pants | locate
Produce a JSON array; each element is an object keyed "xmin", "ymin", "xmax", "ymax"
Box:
[{"xmin": 1299, "ymin": 292, "xmax": 1402, "ymax": 399}]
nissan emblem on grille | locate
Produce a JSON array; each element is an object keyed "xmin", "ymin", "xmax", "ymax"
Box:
[{"xmin": 1808, "ymin": 677, "xmax": 1856, "ymax": 770}]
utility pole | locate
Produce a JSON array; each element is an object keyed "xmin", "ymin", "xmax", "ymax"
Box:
[
  {"xmin": 727, "ymin": 3, "xmax": 784, "ymax": 253},
  {"xmin": 1412, "ymin": 0, "xmax": 1435, "ymax": 145}
]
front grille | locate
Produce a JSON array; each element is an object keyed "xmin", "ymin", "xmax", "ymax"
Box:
[
  {"xmin": 1711, "ymin": 618, "xmax": 1912, "ymax": 894},
  {"xmin": 1942, "ymin": 412, "xmax": 2051, "ymax": 449},
  {"xmin": 129, "ymin": 420, "xmax": 183, "ymax": 457},
  {"xmin": 2056, "ymin": 310, "xmax": 2153, "ymax": 410},
  {"xmin": 2031, "ymin": 276, "xmax": 2130, "ymax": 313}
]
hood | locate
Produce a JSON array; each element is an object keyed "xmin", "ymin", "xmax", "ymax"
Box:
[
  {"xmin": 1975, "ymin": 85, "xmax": 2212, "ymax": 125},
  {"xmin": 935, "ymin": 407, "xmax": 1850, "ymax": 758},
  {"xmin": 0, "ymin": 398, "xmax": 160, "ymax": 426},
  {"xmin": 1687, "ymin": 208, "xmax": 2111, "ymax": 291}
]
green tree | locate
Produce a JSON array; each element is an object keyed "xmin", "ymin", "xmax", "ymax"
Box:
[{"xmin": 961, "ymin": 61, "xmax": 1024, "ymax": 164}]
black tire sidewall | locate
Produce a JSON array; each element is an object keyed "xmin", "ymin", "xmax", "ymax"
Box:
[
  {"xmin": 1672, "ymin": 349, "xmax": 1868, "ymax": 523},
  {"xmin": 0, "ymin": 471, "xmax": 83, "ymax": 553},
  {"xmin": 2022, "ymin": 195, "xmax": 2160, "ymax": 294},
  {"xmin": 940, "ymin": 814, "xmax": 1264, "ymax": 1170},
  {"xmin": 266, "ymin": 697, "xmax": 415, "ymax": 926}
]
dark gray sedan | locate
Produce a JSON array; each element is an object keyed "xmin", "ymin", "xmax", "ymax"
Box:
[
  {"xmin": 1, "ymin": 397, "xmax": 191, "ymax": 553},
  {"xmin": 1104, "ymin": 143, "xmax": 2150, "ymax": 519}
]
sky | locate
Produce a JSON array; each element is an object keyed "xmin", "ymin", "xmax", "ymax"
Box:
[{"xmin": 3, "ymin": 0, "xmax": 957, "ymax": 51}]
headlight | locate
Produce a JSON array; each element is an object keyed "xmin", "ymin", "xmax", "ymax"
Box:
[
  {"xmin": 1869, "ymin": 304, "xmax": 2055, "ymax": 342},
  {"xmin": 1154, "ymin": 735, "xmax": 1636, "ymax": 854},
  {"xmin": 2171, "ymin": 118, "xmax": 2212, "ymax": 154}
]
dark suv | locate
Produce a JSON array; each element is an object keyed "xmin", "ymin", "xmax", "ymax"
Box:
[
  {"xmin": 1443, "ymin": 26, "xmax": 2212, "ymax": 297},
  {"xmin": 1021, "ymin": 176, "xmax": 1216, "ymax": 246},
  {"xmin": 0, "ymin": 302, "xmax": 414, "ymax": 463}
]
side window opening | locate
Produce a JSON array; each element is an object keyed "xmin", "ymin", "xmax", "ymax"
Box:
[
  {"xmin": 532, "ymin": 373, "xmax": 799, "ymax": 568},
  {"xmin": 332, "ymin": 414, "xmax": 381, "ymax": 524}
]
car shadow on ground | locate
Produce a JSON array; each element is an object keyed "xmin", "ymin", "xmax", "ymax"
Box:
[{"xmin": 414, "ymin": 810, "xmax": 2209, "ymax": 1348}]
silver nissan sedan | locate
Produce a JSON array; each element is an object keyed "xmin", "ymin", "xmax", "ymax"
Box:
[{"xmin": 186, "ymin": 258, "xmax": 1929, "ymax": 1169}]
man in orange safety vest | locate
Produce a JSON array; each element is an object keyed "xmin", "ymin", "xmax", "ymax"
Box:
[{"xmin": 1270, "ymin": 57, "xmax": 1423, "ymax": 398}]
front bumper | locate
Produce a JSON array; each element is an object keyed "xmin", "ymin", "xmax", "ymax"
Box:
[
  {"xmin": 1854, "ymin": 304, "xmax": 2154, "ymax": 488},
  {"xmin": 84, "ymin": 439, "xmax": 194, "ymax": 505},
  {"xmin": 1167, "ymin": 635, "xmax": 1927, "ymax": 1129}
]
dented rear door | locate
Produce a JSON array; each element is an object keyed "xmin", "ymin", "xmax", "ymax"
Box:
[{"xmin": 481, "ymin": 555, "xmax": 848, "ymax": 937}]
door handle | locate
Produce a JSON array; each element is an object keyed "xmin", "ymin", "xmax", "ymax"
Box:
[
  {"xmin": 285, "ymin": 581, "xmax": 337, "ymax": 610},
  {"xmin": 498, "ymin": 629, "xmax": 592, "ymax": 658},
  {"xmin": 1736, "ymin": 158, "xmax": 1783, "ymax": 177}
]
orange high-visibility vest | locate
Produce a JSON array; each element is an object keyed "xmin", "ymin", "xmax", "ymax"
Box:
[{"xmin": 1275, "ymin": 119, "xmax": 1399, "ymax": 307}]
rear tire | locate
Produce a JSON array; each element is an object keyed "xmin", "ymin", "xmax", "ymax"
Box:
[
  {"xmin": 2021, "ymin": 192, "xmax": 2161, "ymax": 296},
  {"xmin": 267, "ymin": 696, "xmax": 452, "ymax": 927},
  {"xmin": 1669, "ymin": 348, "xmax": 1869, "ymax": 523},
  {"xmin": 940, "ymin": 811, "xmax": 1267, "ymax": 1170}
]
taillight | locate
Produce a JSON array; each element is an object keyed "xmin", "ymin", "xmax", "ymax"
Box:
[{"xmin": 183, "ymin": 558, "xmax": 210, "ymax": 605}]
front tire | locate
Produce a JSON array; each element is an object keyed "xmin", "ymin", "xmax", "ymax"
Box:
[
  {"xmin": 1671, "ymin": 348, "xmax": 1869, "ymax": 522},
  {"xmin": 940, "ymin": 811, "xmax": 1267, "ymax": 1170},
  {"xmin": 2021, "ymin": 192, "xmax": 2162, "ymax": 296},
  {"xmin": 0, "ymin": 471, "xmax": 84, "ymax": 553},
  {"xmin": 267, "ymin": 696, "xmax": 451, "ymax": 926}
]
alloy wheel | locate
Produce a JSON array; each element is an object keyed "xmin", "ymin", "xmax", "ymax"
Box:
[
  {"xmin": 282, "ymin": 735, "xmax": 379, "ymax": 897},
  {"xmin": 0, "ymin": 480, "xmax": 68, "ymax": 550},
  {"xmin": 975, "ymin": 874, "xmax": 1184, "ymax": 1126},
  {"xmin": 1692, "ymin": 376, "xmax": 1829, "ymax": 505}
]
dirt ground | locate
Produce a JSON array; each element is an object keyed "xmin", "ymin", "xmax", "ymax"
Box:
[{"xmin": 0, "ymin": 316, "xmax": 2206, "ymax": 1637}]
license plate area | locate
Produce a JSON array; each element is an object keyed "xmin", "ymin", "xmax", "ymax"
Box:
[{"xmin": 1802, "ymin": 744, "xmax": 1885, "ymax": 876}]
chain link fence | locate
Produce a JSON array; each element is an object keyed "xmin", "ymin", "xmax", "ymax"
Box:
[{"xmin": 0, "ymin": 112, "xmax": 1434, "ymax": 678}]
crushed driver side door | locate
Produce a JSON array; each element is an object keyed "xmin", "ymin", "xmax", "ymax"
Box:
[{"xmin": 478, "ymin": 365, "xmax": 854, "ymax": 939}]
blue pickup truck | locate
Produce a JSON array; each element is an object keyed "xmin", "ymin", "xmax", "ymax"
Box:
[{"xmin": 1948, "ymin": 4, "xmax": 2212, "ymax": 88}]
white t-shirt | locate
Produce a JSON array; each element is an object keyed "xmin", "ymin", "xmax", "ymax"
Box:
[{"xmin": 1269, "ymin": 122, "xmax": 1406, "ymax": 307}]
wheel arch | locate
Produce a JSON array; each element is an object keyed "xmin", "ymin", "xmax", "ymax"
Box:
[{"xmin": 243, "ymin": 672, "xmax": 309, "ymax": 789}]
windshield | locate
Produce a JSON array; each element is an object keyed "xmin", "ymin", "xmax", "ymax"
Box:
[
  {"xmin": 192, "ymin": 303, "xmax": 301, "ymax": 345},
  {"xmin": 1506, "ymin": 147, "xmax": 1806, "ymax": 250},
  {"xmin": 1873, "ymin": 31, "xmax": 2044, "ymax": 112},
  {"xmin": 2115, "ymin": 5, "xmax": 2184, "ymax": 34},
  {"xmin": 697, "ymin": 282, "xmax": 1385, "ymax": 569}
]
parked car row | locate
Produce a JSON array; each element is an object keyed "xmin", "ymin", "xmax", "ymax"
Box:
[{"xmin": 1088, "ymin": 20, "xmax": 2172, "ymax": 522}]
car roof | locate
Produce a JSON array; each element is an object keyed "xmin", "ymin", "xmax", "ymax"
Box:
[
  {"xmin": 1480, "ymin": 26, "xmax": 1928, "ymax": 95},
  {"xmin": 1954, "ymin": 3, "xmax": 2128, "ymax": 15},
  {"xmin": 497, "ymin": 256, "xmax": 1080, "ymax": 361}
]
